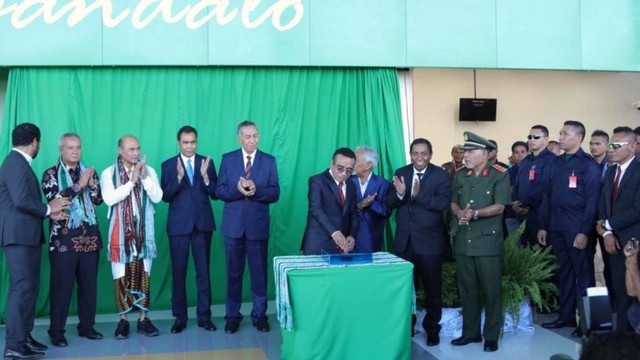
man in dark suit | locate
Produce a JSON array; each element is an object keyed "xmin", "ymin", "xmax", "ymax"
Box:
[
  {"xmin": 161, "ymin": 126, "xmax": 218, "ymax": 334},
  {"xmin": 387, "ymin": 138, "xmax": 451, "ymax": 347},
  {"xmin": 215, "ymin": 120, "xmax": 280, "ymax": 334},
  {"xmin": 301, "ymin": 147, "xmax": 360, "ymax": 255},
  {"xmin": 0, "ymin": 123, "xmax": 69, "ymax": 360},
  {"xmin": 350, "ymin": 146, "xmax": 390, "ymax": 253},
  {"xmin": 596, "ymin": 126, "xmax": 640, "ymax": 332}
]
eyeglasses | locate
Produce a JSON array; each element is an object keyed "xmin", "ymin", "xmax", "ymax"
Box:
[
  {"xmin": 527, "ymin": 135, "xmax": 545, "ymax": 140},
  {"xmin": 608, "ymin": 142, "xmax": 632, "ymax": 150},
  {"xmin": 334, "ymin": 164, "xmax": 354, "ymax": 174}
]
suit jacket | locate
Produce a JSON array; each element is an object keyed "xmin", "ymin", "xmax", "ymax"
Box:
[
  {"xmin": 599, "ymin": 158, "xmax": 640, "ymax": 246},
  {"xmin": 0, "ymin": 150, "xmax": 48, "ymax": 247},
  {"xmin": 350, "ymin": 173, "xmax": 391, "ymax": 252},
  {"xmin": 387, "ymin": 163, "xmax": 451, "ymax": 256},
  {"xmin": 301, "ymin": 170, "xmax": 360, "ymax": 255},
  {"xmin": 214, "ymin": 149, "xmax": 280, "ymax": 240},
  {"xmin": 161, "ymin": 154, "xmax": 218, "ymax": 236}
]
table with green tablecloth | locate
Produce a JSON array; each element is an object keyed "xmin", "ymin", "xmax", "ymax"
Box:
[{"xmin": 274, "ymin": 252, "xmax": 414, "ymax": 360}]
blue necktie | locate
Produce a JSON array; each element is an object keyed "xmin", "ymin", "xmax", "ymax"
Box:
[{"xmin": 186, "ymin": 158, "xmax": 194, "ymax": 185}]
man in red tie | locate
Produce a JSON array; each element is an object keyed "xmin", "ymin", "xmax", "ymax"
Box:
[
  {"xmin": 301, "ymin": 147, "xmax": 359, "ymax": 255},
  {"xmin": 596, "ymin": 126, "xmax": 640, "ymax": 332},
  {"xmin": 215, "ymin": 120, "xmax": 280, "ymax": 334}
]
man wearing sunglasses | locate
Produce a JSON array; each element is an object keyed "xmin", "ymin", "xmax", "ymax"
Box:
[
  {"xmin": 596, "ymin": 126, "xmax": 640, "ymax": 332},
  {"xmin": 539, "ymin": 120, "xmax": 601, "ymax": 337},
  {"xmin": 513, "ymin": 125, "xmax": 556, "ymax": 247},
  {"xmin": 301, "ymin": 147, "xmax": 359, "ymax": 255}
]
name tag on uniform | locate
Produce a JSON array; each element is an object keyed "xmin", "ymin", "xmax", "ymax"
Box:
[
  {"xmin": 529, "ymin": 168, "xmax": 536, "ymax": 181},
  {"xmin": 569, "ymin": 175, "xmax": 577, "ymax": 188}
]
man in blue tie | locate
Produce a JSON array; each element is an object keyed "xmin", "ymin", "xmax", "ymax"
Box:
[
  {"xmin": 161, "ymin": 126, "xmax": 218, "ymax": 334},
  {"xmin": 215, "ymin": 120, "xmax": 280, "ymax": 334}
]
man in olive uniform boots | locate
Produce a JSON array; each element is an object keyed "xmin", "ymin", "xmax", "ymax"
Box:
[{"xmin": 450, "ymin": 131, "xmax": 510, "ymax": 353}]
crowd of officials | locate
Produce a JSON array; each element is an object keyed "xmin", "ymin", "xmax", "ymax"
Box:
[{"xmin": 2, "ymin": 119, "xmax": 640, "ymax": 359}]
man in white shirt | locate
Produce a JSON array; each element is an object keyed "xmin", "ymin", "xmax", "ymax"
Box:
[{"xmin": 100, "ymin": 135, "xmax": 163, "ymax": 339}]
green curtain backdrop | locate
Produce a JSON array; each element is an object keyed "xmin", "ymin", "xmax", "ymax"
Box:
[{"xmin": 0, "ymin": 67, "xmax": 405, "ymax": 322}]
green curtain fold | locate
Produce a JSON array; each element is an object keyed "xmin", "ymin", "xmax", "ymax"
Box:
[{"xmin": 0, "ymin": 67, "xmax": 405, "ymax": 322}]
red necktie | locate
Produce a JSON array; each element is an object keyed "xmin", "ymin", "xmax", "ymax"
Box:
[
  {"xmin": 611, "ymin": 165, "xmax": 622, "ymax": 214},
  {"xmin": 338, "ymin": 182, "xmax": 345, "ymax": 205},
  {"xmin": 245, "ymin": 155, "xmax": 252, "ymax": 179}
]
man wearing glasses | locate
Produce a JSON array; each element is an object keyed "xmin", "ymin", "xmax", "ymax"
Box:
[
  {"xmin": 512, "ymin": 125, "xmax": 556, "ymax": 246},
  {"xmin": 301, "ymin": 147, "xmax": 359, "ymax": 255},
  {"xmin": 538, "ymin": 120, "xmax": 601, "ymax": 337},
  {"xmin": 596, "ymin": 126, "xmax": 640, "ymax": 332}
]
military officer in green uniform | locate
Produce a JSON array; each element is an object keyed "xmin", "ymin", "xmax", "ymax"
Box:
[{"xmin": 449, "ymin": 131, "xmax": 510, "ymax": 353}]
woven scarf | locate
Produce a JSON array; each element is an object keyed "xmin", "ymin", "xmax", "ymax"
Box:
[
  {"xmin": 108, "ymin": 156, "xmax": 157, "ymax": 263},
  {"xmin": 56, "ymin": 158, "xmax": 97, "ymax": 229}
]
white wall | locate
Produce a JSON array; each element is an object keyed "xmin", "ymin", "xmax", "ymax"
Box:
[{"xmin": 413, "ymin": 68, "xmax": 640, "ymax": 165}]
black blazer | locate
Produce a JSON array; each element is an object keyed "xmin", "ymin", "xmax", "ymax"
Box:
[
  {"xmin": 599, "ymin": 158, "xmax": 640, "ymax": 246},
  {"xmin": 301, "ymin": 170, "xmax": 360, "ymax": 255},
  {"xmin": 0, "ymin": 150, "xmax": 48, "ymax": 247},
  {"xmin": 387, "ymin": 163, "xmax": 451, "ymax": 255}
]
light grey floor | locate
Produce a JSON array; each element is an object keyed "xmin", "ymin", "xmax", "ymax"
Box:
[{"xmin": 1, "ymin": 305, "xmax": 582, "ymax": 359}]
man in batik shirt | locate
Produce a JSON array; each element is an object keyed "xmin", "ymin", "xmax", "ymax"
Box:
[{"xmin": 41, "ymin": 133, "xmax": 104, "ymax": 347}]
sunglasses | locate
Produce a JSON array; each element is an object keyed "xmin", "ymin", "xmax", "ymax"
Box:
[
  {"xmin": 527, "ymin": 135, "xmax": 545, "ymax": 140},
  {"xmin": 334, "ymin": 164, "xmax": 354, "ymax": 174},
  {"xmin": 608, "ymin": 142, "xmax": 631, "ymax": 150}
]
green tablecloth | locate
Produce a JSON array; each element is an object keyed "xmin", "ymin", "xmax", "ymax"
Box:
[{"xmin": 279, "ymin": 256, "xmax": 413, "ymax": 360}]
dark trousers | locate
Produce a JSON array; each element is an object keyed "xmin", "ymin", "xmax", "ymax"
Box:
[
  {"xmin": 48, "ymin": 250, "xmax": 99, "ymax": 335},
  {"xmin": 550, "ymin": 230, "xmax": 595, "ymax": 322},
  {"xmin": 455, "ymin": 253, "xmax": 503, "ymax": 341},
  {"xmin": 169, "ymin": 231, "xmax": 213, "ymax": 323},
  {"xmin": 224, "ymin": 235, "xmax": 268, "ymax": 323},
  {"xmin": 397, "ymin": 241, "xmax": 442, "ymax": 336},
  {"xmin": 609, "ymin": 251, "xmax": 632, "ymax": 331},
  {"xmin": 2, "ymin": 244, "xmax": 41, "ymax": 350}
]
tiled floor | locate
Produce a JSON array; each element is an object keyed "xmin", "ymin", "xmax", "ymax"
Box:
[{"xmin": 1, "ymin": 303, "xmax": 584, "ymax": 359}]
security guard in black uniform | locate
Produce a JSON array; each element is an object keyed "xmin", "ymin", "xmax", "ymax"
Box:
[{"xmin": 450, "ymin": 132, "xmax": 510, "ymax": 353}]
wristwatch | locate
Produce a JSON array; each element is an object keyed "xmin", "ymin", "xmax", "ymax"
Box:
[{"xmin": 472, "ymin": 210, "xmax": 479, "ymax": 221}]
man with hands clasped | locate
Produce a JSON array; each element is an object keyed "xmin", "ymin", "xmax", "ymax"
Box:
[
  {"xmin": 595, "ymin": 126, "xmax": 640, "ymax": 332},
  {"xmin": 215, "ymin": 121, "xmax": 280, "ymax": 334}
]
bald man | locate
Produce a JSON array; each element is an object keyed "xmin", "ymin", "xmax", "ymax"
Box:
[{"xmin": 100, "ymin": 135, "xmax": 163, "ymax": 339}]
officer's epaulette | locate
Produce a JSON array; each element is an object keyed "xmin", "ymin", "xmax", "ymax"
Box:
[{"xmin": 492, "ymin": 163, "xmax": 508, "ymax": 173}]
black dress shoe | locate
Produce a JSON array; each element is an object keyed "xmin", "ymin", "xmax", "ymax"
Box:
[
  {"xmin": 3, "ymin": 345, "xmax": 45, "ymax": 360},
  {"xmin": 484, "ymin": 340, "xmax": 498, "ymax": 352},
  {"xmin": 50, "ymin": 334, "xmax": 68, "ymax": 347},
  {"xmin": 26, "ymin": 334, "xmax": 48, "ymax": 352},
  {"xmin": 78, "ymin": 328, "xmax": 103, "ymax": 340},
  {"xmin": 171, "ymin": 321, "xmax": 186, "ymax": 334},
  {"xmin": 426, "ymin": 333, "xmax": 440, "ymax": 346},
  {"xmin": 253, "ymin": 319, "xmax": 270, "ymax": 332},
  {"xmin": 224, "ymin": 321, "xmax": 240, "ymax": 334},
  {"xmin": 571, "ymin": 327, "xmax": 583, "ymax": 338},
  {"xmin": 451, "ymin": 336, "xmax": 482, "ymax": 346},
  {"xmin": 198, "ymin": 320, "xmax": 216, "ymax": 332},
  {"xmin": 541, "ymin": 319, "xmax": 577, "ymax": 329}
]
